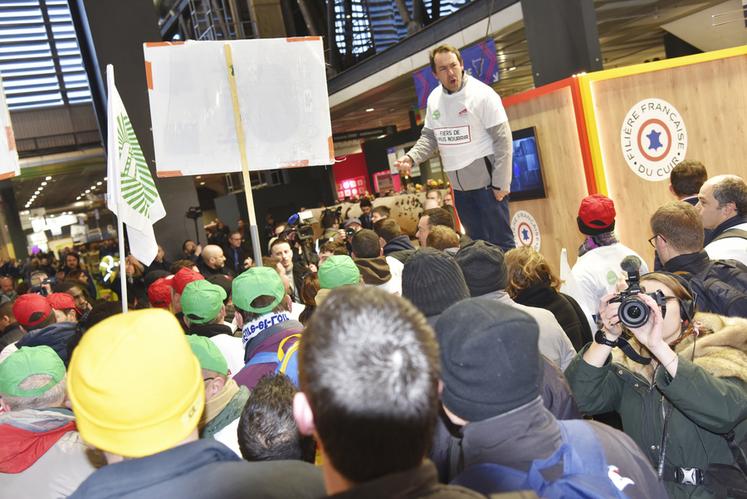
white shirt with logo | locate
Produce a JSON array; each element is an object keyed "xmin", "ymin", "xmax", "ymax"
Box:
[
  {"xmin": 424, "ymin": 74, "xmax": 508, "ymax": 172},
  {"xmin": 564, "ymin": 243, "xmax": 650, "ymax": 331}
]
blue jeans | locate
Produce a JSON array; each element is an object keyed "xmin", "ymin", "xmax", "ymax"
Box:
[{"xmin": 453, "ymin": 187, "xmax": 515, "ymax": 251}]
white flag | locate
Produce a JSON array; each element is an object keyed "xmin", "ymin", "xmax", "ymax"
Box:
[{"xmin": 106, "ymin": 65, "xmax": 165, "ymax": 265}]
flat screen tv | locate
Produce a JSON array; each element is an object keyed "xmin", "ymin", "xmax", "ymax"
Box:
[{"xmin": 509, "ymin": 127, "xmax": 546, "ymax": 201}]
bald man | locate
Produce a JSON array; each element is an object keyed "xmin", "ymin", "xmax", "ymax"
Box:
[
  {"xmin": 198, "ymin": 244, "xmax": 232, "ymax": 278},
  {"xmin": 698, "ymin": 174, "xmax": 747, "ymax": 265}
]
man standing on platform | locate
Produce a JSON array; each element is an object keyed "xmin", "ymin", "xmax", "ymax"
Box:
[{"xmin": 395, "ymin": 44, "xmax": 515, "ymax": 251}]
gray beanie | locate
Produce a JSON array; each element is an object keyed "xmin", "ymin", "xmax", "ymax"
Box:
[
  {"xmin": 435, "ymin": 298, "xmax": 541, "ymax": 421},
  {"xmin": 454, "ymin": 240, "xmax": 507, "ymax": 296},
  {"xmin": 402, "ymin": 248, "xmax": 469, "ymax": 318}
]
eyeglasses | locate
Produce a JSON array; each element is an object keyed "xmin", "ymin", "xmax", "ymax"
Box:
[{"xmin": 647, "ymin": 234, "xmax": 665, "ymax": 248}]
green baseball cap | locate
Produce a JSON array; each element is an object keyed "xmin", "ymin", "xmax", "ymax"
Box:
[
  {"xmin": 181, "ymin": 280, "xmax": 227, "ymax": 325},
  {"xmin": 0, "ymin": 346, "xmax": 65, "ymax": 397},
  {"xmin": 186, "ymin": 335, "xmax": 228, "ymax": 376},
  {"xmin": 232, "ymin": 266, "xmax": 285, "ymax": 314},
  {"xmin": 319, "ymin": 255, "xmax": 361, "ymax": 290}
]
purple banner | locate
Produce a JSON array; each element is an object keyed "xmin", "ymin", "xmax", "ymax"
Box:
[{"xmin": 413, "ymin": 38, "xmax": 500, "ymax": 109}]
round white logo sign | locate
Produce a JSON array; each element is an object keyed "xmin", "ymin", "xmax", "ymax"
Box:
[
  {"xmin": 511, "ymin": 210, "xmax": 541, "ymax": 252},
  {"xmin": 620, "ymin": 98, "xmax": 687, "ymax": 182}
]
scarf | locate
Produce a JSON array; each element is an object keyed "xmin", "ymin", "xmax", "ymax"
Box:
[
  {"xmin": 203, "ymin": 378, "xmax": 240, "ymax": 425},
  {"xmin": 241, "ymin": 311, "xmax": 291, "ymax": 345},
  {"xmin": 578, "ymin": 231, "xmax": 619, "ymax": 257}
]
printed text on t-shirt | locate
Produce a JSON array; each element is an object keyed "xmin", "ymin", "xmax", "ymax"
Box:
[{"xmin": 434, "ymin": 125, "xmax": 472, "ymax": 145}]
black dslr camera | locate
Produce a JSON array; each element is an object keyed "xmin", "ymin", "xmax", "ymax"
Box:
[{"xmin": 609, "ymin": 256, "xmax": 667, "ymax": 328}]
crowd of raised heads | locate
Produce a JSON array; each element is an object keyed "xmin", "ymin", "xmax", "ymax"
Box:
[{"xmin": 0, "ymin": 163, "xmax": 745, "ymax": 498}]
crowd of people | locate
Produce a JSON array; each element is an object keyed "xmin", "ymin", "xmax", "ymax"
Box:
[
  {"xmin": 1, "ymin": 38, "xmax": 747, "ymax": 497},
  {"xmin": 0, "ymin": 157, "xmax": 745, "ymax": 498}
]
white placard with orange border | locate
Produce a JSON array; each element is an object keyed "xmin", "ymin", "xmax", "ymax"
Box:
[
  {"xmin": 0, "ymin": 74, "xmax": 19, "ymax": 180},
  {"xmin": 143, "ymin": 38, "xmax": 334, "ymax": 177}
]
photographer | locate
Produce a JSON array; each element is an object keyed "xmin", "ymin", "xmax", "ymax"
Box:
[{"xmin": 565, "ymin": 271, "xmax": 747, "ymax": 498}]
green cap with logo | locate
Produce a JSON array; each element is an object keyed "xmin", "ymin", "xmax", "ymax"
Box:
[
  {"xmin": 0, "ymin": 346, "xmax": 65, "ymax": 397},
  {"xmin": 319, "ymin": 255, "xmax": 361, "ymax": 290},
  {"xmin": 181, "ymin": 280, "xmax": 227, "ymax": 325},
  {"xmin": 232, "ymin": 266, "xmax": 286, "ymax": 314},
  {"xmin": 186, "ymin": 335, "xmax": 228, "ymax": 376}
]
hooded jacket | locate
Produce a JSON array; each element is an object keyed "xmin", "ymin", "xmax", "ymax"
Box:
[
  {"xmin": 565, "ymin": 313, "xmax": 747, "ymax": 498},
  {"xmin": 0, "ymin": 408, "xmax": 99, "ymax": 498},
  {"xmin": 69, "ymin": 439, "xmax": 325, "ymax": 499},
  {"xmin": 430, "ymin": 355, "xmax": 580, "ymax": 483},
  {"xmin": 16, "ymin": 321, "xmax": 78, "ymax": 365},
  {"xmin": 355, "ymin": 256, "xmax": 403, "ymax": 296},
  {"xmin": 455, "ymin": 398, "xmax": 666, "ymax": 499}
]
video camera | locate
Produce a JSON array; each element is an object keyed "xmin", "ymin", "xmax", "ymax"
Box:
[
  {"xmin": 286, "ymin": 210, "xmax": 316, "ymax": 242},
  {"xmin": 29, "ymin": 278, "xmax": 54, "ymax": 297},
  {"xmin": 609, "ymin": 256, "xmax": 667, "ymax": 328}
]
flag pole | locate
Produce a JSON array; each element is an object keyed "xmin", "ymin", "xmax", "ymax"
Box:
[
  {"xmin": 106, "ymin": 64, "xmax": 128, "ymax": 312},
  {"xmin": 117, "ymin": 214, "xmax": 128, "ymax": 313},
  {"xmin": 223, "ymin": 43, "xmax": 263, "ymax": 268}
]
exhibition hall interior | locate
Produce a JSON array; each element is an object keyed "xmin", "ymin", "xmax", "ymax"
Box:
[{"xmin": 1, "ymin": 1, "xmax": 747, "ymax": 497}]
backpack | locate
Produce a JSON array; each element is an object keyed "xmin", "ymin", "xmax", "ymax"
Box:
[
  {"xmin": 681, "ymin": 260, "xmax": 747, "ymax": 318},
  {"xmin": 244, "ymin": 333, "xmax": 301, "ymax": 386},
  {"xmin": 452, "ymin": 420, "xmax": 628, "ymax": 499},
  {"xmin": 710, "ymin": 229, "xmax": 747, "ymax": 243}
]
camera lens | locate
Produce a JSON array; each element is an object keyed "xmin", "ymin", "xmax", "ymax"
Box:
[{"xmin": 619, "ymin": 298, "xmax": 649, "ymax": 328}]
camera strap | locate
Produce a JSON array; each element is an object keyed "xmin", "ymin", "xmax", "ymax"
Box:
[{"xmin": 617, "ymin": 336, "xmax": 652, "ymax": 365}]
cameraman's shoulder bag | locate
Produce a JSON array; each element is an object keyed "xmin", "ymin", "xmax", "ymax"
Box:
[
  {"xmin": 451, "ymin": 420, "xmax": 627, "ymax": 499},
  {"xmin": 244, "ymin": 333, "xmax": 301, "ymax": 386}
]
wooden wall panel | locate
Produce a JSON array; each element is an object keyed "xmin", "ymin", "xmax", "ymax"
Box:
[
  {"xmin": 591, "ymin": 55, "xmax": 747, "ymax": 268},
  {"xmin": 506, "ymin": 86, "xmax": 589, "ymax": 272}
]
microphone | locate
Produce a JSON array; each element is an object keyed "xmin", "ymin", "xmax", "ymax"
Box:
[
  {"xmin": 620, "ymin": 255, "xmax": 642, "ymax": 274},
  {"xmin": 287, "ymin": 213, "xmax": 300, "ymax": 226}
]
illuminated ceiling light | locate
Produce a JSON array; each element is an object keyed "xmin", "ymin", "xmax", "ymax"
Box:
[
  {"xmin": 85, "ymin": 189, "xmax": 91, "ymax": 193},
  {"xmin": 199, "ymin": 181, "xmax": 206, "ymax": 186},
  {"xmin": 96, "ymin": 181, "xmax": 102, "ymax": 186},
  {"xmin": 196, "ymin": 175, "xmax": 202, "ymax": 179},
  {"xmin": 104, "ymin": 177, "xmax": 108, "ymax": 181},
  {"xmin": 365, "ymin": 108, "xmax": 374, "ymax": 112},
  {"xmin": 508, "ymin": 66, "xmax": 516, "ymax": 72},
  {"xmin": 45, "ymin": 176, "xmax": 52, "ymax": 180},
  {"xmin": 41, "ymin": 181, "xmax": 47, "ymax": 186}
]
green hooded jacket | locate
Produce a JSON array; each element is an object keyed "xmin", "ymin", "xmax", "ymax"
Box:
[{"xmin": 565, "ymin": 313, "xmax": 747, "ymax": 498}]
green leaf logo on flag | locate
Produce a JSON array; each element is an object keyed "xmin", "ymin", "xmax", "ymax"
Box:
[{"xmin": 117, "ymin": 113, "xmax": 158, "ymax": 219}]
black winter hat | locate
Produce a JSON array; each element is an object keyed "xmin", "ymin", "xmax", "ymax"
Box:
[
  {"xmin": 435, "ymin": 298, "xmax": 541, "ymax": 422},
  {"xmin": 402, "ymin": 248, "xmax": 469, "ymax": 318},
  {"xmin": 454, "ymin": 240, "xmax": 507, "ymax": 296}
]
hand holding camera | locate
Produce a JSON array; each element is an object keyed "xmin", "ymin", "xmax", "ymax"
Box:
[
  {"xmin": 598, "ymin": 293, "xmax": 625, "ymax": 340},
  {"xmin": 624, "ymin": 292, "xmax": 666, "ymax": 352}
]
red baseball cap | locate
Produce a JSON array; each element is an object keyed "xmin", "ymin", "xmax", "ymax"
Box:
[
  {"xmin": 13, "ymin": 294, "xmax": 53, "ymax": 329},
  {"xmin": 47, "ymin": 292, "xmax": 77, "ymax": 312},
  {"xmin": 577, "ymin": 194, "xmax": 616, "ymax": 235},
  {"xmin": 171, "ymin": 268, "xmax": 204, "ymax": 295},
  {"xmin": 148, "ymin": 277, "xmax": 173, "ymax": 309}
]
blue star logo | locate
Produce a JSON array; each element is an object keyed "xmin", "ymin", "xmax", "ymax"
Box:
[
  {"xmin": 646, "ymin": 129, "xmax": 663, "ymax": 151},
  {"xmin": 521, "ymin": 228, "xmax": 530, "ymax": 241}
]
